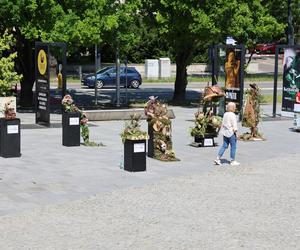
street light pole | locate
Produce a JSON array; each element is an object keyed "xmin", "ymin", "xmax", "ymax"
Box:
[
  {"xmin": 94, "ymin": 44, "xmax": 98, "ymax": 105},
  {"xmin": 116, "ymin": 48, "xmax": 120, "ymax": 107},
  {"xmin": 287, "ymin": 0, "xmax": 294, "ymax": 45}
]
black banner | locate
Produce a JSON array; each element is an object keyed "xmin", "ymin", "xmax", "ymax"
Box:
[
  {"xmin": 282, "ymin": 48, "xmax": 300, "ymax": 113},
  {"xmin": 35, "ymin": 43, "xmax": 50, "ymax": 126}
]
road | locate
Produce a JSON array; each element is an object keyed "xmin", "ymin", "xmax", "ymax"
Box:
[{"xmin": 60, "ymin": 81, "xmax": 282, "ymax": 108}]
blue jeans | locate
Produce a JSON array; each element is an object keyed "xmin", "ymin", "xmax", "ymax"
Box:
[{"xmin": 218, "ymin": 134, "xmax": 237, "ymax": 160}]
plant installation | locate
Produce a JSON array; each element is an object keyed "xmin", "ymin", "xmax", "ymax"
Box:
[
  {"xmin": 145, "ymin": 96, "xmax": 179, "ymax": 161},
  {"xmin": 190, "ymin": 85, "xmax": 224, "ymax": 139},
  {"xmin": 240, "ymin": 83, "xmax": 264, "ymax": 140},
  {"xmin": 190, "ymin": 110, "xmax": 222, "ymax": 138},
  {"xmin": 3, "ymin": 100, "xmax": 16, "ymax": 120},
  {"xmin": 62, "ymin": 94, "xmax": 102, "ymax": 146},
  {"xmin": 120, "ymin": 114, "xmax": 148, "ymax": 142}
]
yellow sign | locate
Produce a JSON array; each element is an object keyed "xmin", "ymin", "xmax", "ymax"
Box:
[{"xmin": 37, "ymin": 49, "xmax": 47, "ymax": 75}]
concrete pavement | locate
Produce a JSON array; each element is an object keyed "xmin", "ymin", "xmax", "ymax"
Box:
[
  {"xmin": 0, "ymin": 106, "xmax": 299, "ymax": 249},
  {"xmin": 0, "ymin": 106, "xmax": 297, "ymax": 215}
]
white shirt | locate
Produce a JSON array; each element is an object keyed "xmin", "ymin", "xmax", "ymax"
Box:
[{"xmin": 220, "ymin": 111, "xmax": 238, "ymax": 138}]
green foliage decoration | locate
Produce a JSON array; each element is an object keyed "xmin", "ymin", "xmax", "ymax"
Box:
[
  {"xmin": 120, "ymin": 114, "xmax": 148, "ymax": 143},
  {"xmin": 0, "ymin": 32, "xmax": 22, "ymax": 97},
  {"xmin": 190, "ymin": 110, "xmax": 222, "ymax": 138}
]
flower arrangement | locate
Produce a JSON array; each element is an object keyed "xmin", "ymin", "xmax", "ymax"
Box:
[
  {"xmin": 190, "ymin": 110, "xmax": 222, "ymax": 138},
  {"xmin": 3, "ymin": 100, "xmax": 16, "ymax": 120},
  {"xmin": 144, "ymin": 96, "xmax": 179, "ymax": 161},
  {"xmin": 62, "ymin": 94, "xmax": 102, "ymax": 146},
  {"xmin": 190, "ymin": 84, "xmax": 223, "ymax": 140},
  {"xmin": 61, "ymin": 94, "xmax": 79, "ymax": 113},
  {"xmin": 120, "ymin": 114, "xmax": 148, "ymax": 143}
]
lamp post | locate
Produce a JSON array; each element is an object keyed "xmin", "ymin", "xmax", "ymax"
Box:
[
  {"xmin": 116, "ymin": 47, "xmax": 120, "ymax": 107},
  {"xmin": 95, "ymin": 44, "xmax": 98, "ymax": 105},
  {"xmin": 287, "ymin": 0, "xmax": 294, "ymax": 45}
]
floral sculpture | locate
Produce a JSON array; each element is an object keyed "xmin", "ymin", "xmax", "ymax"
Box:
[
  {"xmin": 240, "ymin": 83, "xmax": 264, "ymax": 140},
  {"xmin": 190, "ymin": 110, "xmax": 222, "ymax": 138},
  {"xmin": 190, "ymin": 84, "xmax": 223, "ymax": 144},
  {"xmin": 3, "ymin": 100, "xmax": 16, "ymax": 120},
  {"xmin": 120, "ymin": 114, "xmax": 148, "ymax": 143},
  {"xmin": 62, "ymin": 94, "xmax": 102, "ymax": 146},
  {"xmin": 144, "ymin": 96, "xmax": 179, "ymax": 161}
]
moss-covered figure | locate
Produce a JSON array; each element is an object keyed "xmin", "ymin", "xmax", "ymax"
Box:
[
  {"xmin": 145, "ymin": 96, "xmax": 179, "ymax": 161},
  {"xmin": 240, "ymin": 83, "xmax": 264, "ymax": 140}
]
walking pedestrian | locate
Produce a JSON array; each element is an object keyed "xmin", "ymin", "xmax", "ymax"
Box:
[{"xmin": 214, "ymin": 102, "xmax": 240, "ymax": 166}]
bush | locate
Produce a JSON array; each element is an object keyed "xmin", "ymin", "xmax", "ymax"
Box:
[{"xmin": 0, "ymin": 31, "xmax": 22, "ymax": 97}]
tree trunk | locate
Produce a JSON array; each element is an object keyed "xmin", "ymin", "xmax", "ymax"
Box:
[
  {"xmin": 172, "ymin": 51, "xmax": 190, "ymax": 105},
  {"xmin": 245, "ymin": 49, "xmax": 255, "ymax": 70},
  {"xmin": 173, "ymin": 60, "xmax": 187, "ymax": 105},
  {"xmin": 15, "ymin": 29, "xmax": 35, "ymax": 107}
]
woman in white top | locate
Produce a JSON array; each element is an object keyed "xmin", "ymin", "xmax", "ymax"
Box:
[{"xmin": 214, "ymin": 102, "xmax": 240, "ymax": 166}]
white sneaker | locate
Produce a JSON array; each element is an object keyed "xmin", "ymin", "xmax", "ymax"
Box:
[
  {"xmin": 230, "ymin": 160, "xmax": 240, "ymax": 166},
  {"xmin": 214, "ymin": 159, "xmax": 221, "ymax": 165}
]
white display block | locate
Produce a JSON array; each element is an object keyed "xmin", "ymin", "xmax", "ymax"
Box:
[
  {"xmin": 134, "ymin": 143, "xmax": 145, "ymax": 153},
  {"xmin": 281, "ymin": 111, "xmax": 294, "ymax": 117},
  {"xmin": 204, "ymin": 138, "xmax": 214, "ymax": 146},
  {"xmin": 294, "ymin": 103, "xmax": 300, "ymax": 112},
  {"xmin": 69, "ymin": 117, "xmax": 80, "ymax": 126},
  {"xmin": 145, "ymin": 59, "xmax": 159, "ymax": 78},
  {"xmin": 7, "ymin": 125, "xmax": 19, "ymax": 134},
  {"xmin": 159, "ymin": 58, "xmax": 171, "ymax": 78}
]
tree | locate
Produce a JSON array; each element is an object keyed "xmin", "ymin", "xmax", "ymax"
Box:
[
  {"xmin": 0, "ymin": 0, "xmax": 140, "ymax": 106},
  {"xmin": 140, "ymin": 0, "xmax": 285, "ymax": 104},
  {"xmin": 263, "ymin": 0, "xmax": 300, "ymax": 44},
  {"xmin": 0, "ymin": 31, "xmax": 22, "ymax": 96}
]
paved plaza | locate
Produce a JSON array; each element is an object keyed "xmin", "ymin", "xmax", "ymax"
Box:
[{"xmin": 0, "ymin": 106, "xmax": 299, "ymax": 249}]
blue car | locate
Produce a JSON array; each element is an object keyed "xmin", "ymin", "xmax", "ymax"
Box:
[{"xmin": 81, "ymin": 66, "xmax": 142, "ymax": 89}]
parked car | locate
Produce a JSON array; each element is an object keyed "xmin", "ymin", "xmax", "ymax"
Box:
[
  {"xmin": 81, "ymin": 66, "xmax": 142, "ymax": 89},
  {"xmin": 254, "ymin": 43, "xmax": 276, "ymax": 54}
]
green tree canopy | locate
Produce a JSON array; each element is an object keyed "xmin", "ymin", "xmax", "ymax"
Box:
[
  {"xmin": 0, "ymin": 0, "xmax": 141, "ymax": 106},
  {"xmin": 0, "ymin": 0, "xmax": 289, "ymax": 105},
  {"xmin": 140, "ymin": 0, "xmax": 285, "ymax": 104},
  {"xmin": 0, "ymin": 31, "xmax": 22, "ymax": 97}
]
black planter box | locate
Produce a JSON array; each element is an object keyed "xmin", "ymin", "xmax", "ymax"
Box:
[
  {"xmin": 0, "ymin": 118, "xmax": 21, "ymax": 158},
  {"xmin": 124, "ymin": 139, "xmax": 146, "ymax": 172},
  {"xmin": 62, "ymin": 112, "xmax": 81, "ymax": 147},
  {"xmin": 147, "ymin": 123, "xmax": 154, "ymax": 157},
  {"xmin": 194, "ymin": 134, "xmax": 216, "ymax": 147}
]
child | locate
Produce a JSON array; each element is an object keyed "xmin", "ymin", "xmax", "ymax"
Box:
[{"xmin": 214, "ymin": 102, "xmax": 240, "ymax": 166}]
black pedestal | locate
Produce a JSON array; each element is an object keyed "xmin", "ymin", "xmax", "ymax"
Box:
[
  {"xmin": 147, "ymin": 123, "xmax": 154, "ymax": 157},
  {"xmin": 0, "ymin": 118, "xmax": 21, "ymax": 158},
  {"xmin": 62, "ymin": 112, "xmax": 81, "ymax": 147},
  {"xmin": 194, "ymin": 134, "xmax": 215, "ymax": 147},
  {"xmin": 124, "ymin": 139, "xmax": 146, "ymax": 172}
]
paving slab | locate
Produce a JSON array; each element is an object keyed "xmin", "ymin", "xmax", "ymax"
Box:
[
  {"xmin": 0, "ymin": 106, "xmax": 299, "ymax": 216},
  {"xmin": 0, "ymin": 154, "xmax": 299, "ymax": 250}
]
